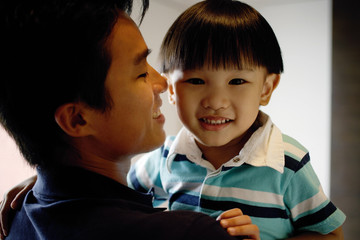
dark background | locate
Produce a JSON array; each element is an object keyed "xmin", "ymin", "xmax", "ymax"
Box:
[{"xmin": 331, "ymin": 0, "xmax": 360, "ymax": 238}]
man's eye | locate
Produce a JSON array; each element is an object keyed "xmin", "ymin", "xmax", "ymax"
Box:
[
  {"xmin": 229, "ymin": 78, "xmax": 245, "ymax": 85},
  {"xmin": 185, "ymin": 78, "xmax": 205, "ymax": 85},
  {"xmin": 138, "ymin": 72, "xmax": 149, "ymax": 79}
]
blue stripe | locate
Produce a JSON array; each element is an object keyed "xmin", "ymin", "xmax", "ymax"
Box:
[
  {"xmin": 293, "ymin": 202, "xmax": 337, "ymax": 229},
  {"xmin": 162, "ymin": 147, "xmax": 169, "ymax": 158},
  {"xmin": 173, "ymin": 154, "xmax": 194, "ymax": 163},
  {"xmin": 129, "ymin": 169, "xmax": 148, "ymax": 194},
  {"xmin": 221, "ymin": 166, "xmax": 234, "ymax": 171},
  {"xmin": 200, "ymin": 198, "xmax": 289, "ymax": 219},
  {"xmin": 285, "ymin": 153, "xmax": 310, "ymax": 172},
  {"xmin": 170, "ymin": 192, "xmax": 200, "ymax": 206}
]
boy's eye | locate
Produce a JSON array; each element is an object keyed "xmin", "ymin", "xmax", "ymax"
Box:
[
  {"xmin": 185, "ymin": 78, "xmax": 205, "ymax": 85},
  {"xmin": 229, "ymin": 78, "xmax": 245, "ymax": 85}
]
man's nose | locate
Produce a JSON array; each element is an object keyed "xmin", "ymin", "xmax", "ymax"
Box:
[{"xmin": 149, "ymin": 65, "xmax": 168, "ymax": 93}]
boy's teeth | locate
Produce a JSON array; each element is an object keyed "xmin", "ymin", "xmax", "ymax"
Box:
[{"xmin": 202, "ymin": 118, "xmax": 230, "ymax": 125}]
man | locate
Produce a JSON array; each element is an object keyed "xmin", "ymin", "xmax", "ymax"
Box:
[{"xmin": 0, "ymin": 0, "xmax": 241, "ymax": 239}]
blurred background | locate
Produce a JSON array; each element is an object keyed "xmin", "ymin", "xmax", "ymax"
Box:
[{"xmin": 0, "ymin": 0, "xmax": 358, "ymax": 238}]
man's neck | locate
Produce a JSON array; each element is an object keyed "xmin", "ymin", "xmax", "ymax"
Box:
[{"xmin": 70, "ymin": 153, "xmax": 131, "ymax": 186}]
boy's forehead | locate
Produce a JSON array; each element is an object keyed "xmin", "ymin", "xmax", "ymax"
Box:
[
  {"xmin": 167, "ymin": 65, "xmax": 268, "ymax": 80},
  {"xmin": 169, "ymin": 64, "xmax": 261, "ymax": 74}
]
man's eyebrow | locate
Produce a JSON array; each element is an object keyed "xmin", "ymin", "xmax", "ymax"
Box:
[{"xmin": 134, "ymin": 48, "xmax": 152, "ymax": 65}]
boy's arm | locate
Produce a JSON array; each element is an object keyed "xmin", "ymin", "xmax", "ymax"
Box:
[
  {"xmin": 284, "ymin": 152, "xmax": 345, "ymax": 236},
  {"xmin": 217, "ymin": 209, "xmax": 344, "ymax": 240},
  {"xmin": 0, "ymin": 175, "xmax": 37, "ymax": 239},
  {"xmin": 287, "ymin": 227, "xmax": 343, "ymax": 240}
]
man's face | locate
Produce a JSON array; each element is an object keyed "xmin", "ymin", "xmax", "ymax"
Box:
[{"xmin": 86, "ymin": 14, "xmax": 167, "ymax": 160}]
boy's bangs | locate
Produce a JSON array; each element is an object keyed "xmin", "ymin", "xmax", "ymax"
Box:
[
  {"xmin": 160, "ymin": 0, "xmax": 283, "ymax": 74},
  {"xmin": 161, "ymin": 20, "xmax": 261, "ymax": 72}
]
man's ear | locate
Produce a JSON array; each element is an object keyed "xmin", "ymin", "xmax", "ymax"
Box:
[
  {"xmin": 260, "ymin": 73, "xmax": 280, "ymax": 106},
  {"xmin": 54, "ymin": 103, "xmax": 92, "ymax": 137}
]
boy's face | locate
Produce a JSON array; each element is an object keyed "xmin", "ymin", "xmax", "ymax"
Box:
[
  {"xmin": 168, "ymin": 65, "xmax": 278, "ymax": 148},
  {"xmin": 85, "ymin": 15, "xmax": 167, "ymax": 159}
]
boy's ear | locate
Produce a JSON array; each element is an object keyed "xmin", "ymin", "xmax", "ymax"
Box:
[
  {"xmin": 168, "ymin": 83, "xmax": 176, "ymax": 105},
  {"xmin": 54, "ymin": 103, "xmax": 93, "ymax": 137},
  {"xmin": 260, "ymin": 73, "xmax": 280, "ymax": 106},
  {"xmin": 163, "ymin": 73, "xmax": 176, "ymax": 105}
]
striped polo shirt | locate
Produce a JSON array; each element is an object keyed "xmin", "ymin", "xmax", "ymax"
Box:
[{"xmin": 127, "ymin": 112, "xmax": 345, "ymax": 239}]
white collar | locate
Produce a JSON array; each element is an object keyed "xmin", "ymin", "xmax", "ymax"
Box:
[{"xmin": 167, "ymin": 111, "xmax": 285, "ymax": 173}]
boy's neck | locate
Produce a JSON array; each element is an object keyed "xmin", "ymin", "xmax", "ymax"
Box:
[{"xmin": 196, "ymin": 121, "xmax": 260, "ymax": 170}]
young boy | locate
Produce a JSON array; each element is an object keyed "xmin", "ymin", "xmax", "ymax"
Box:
[{"xmin": 127, "ymin": 0, "xmax": 346, "ymax": 239}]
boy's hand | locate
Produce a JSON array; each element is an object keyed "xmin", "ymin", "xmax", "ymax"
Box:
[
  {"xmin": 217, "ymin": 208, "xmax": 260, "ymax": 240},
  {"xmin": 0, "ymin": 175, "xmax": 37, "ymax": 239}
]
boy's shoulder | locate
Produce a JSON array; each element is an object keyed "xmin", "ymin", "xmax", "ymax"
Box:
[{"xmin": 281, "ymin": 133, "xmax": 310, "ymax": 172}]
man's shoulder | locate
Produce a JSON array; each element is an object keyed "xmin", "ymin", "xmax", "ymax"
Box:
[{"xmin": 87, "ymin": 208, "xmax": 236, "ymax": 240}]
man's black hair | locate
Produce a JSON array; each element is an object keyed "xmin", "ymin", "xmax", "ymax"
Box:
[{"xmin": 0, "ymin": 0, "xmax": 149, "ymax": 168}]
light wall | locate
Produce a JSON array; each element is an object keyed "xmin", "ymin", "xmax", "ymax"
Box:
[
  {"xmin": 0, "ymin": 0, "xmax": 331, "ymax": 196},
  {"xmin": 257, "ymin": 0, "xmax": 332, "ymax": 195},
  {"xmin": 0, "ymin": 129, "xmax": 35, "ymax": 196}
]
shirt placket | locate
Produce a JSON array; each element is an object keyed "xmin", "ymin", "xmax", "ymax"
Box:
[{"xmin": 198, "ymin": 167, "xmax": 223, "ymax": 215}]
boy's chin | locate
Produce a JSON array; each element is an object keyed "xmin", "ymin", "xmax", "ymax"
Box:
[{"xmin": 194, "ymin": 137, "xmax": 231, "ymax": 148}]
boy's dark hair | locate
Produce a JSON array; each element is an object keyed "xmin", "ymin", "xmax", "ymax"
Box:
[
  {"xmin": 0, "ymin": 0, "xmax": 149, "ymax": 168},
  {"xmin": 160, "ymin": 0, "xmax": 283, "ymax": 74}
]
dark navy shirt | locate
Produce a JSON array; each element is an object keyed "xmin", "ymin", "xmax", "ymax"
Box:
[{"xmin": 7, "ymin": 166, "xmax": 236, "ymax": 240}]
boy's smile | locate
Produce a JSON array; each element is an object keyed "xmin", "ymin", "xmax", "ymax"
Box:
[
  {"xmin": 168, "ymin": 65, "xmax": 279, "ymax": 160},
  {"xmin": 199, "ymin": 116, "xmax": 233, "ymax": 131}
]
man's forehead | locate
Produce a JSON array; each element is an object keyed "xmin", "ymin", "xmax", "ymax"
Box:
[
  {"xmin": 109, "ymin": 15, "xmax": 147, "ymax": 63},
  {"xmin": 134, "ymin": 49, "xmax": 151, "ymax": 65}
]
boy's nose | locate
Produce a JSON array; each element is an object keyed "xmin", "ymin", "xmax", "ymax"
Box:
[
  {"xmin": 149, "ymin": 65, "xmax": 168, "ymax": 93},
  {"xmin": 201, "ymin": 89, "xmax": 230, "ymax": 111}
]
